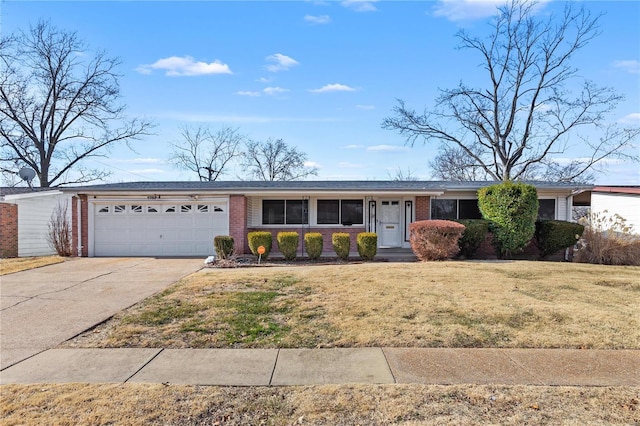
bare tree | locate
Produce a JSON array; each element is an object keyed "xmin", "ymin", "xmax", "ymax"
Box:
[
  {"xmin": 0, "ymin": 21, "xmax": 153, "ymax": 187},
  {"xmin": 382, "ymin": 0, "xmax": 639, "ymax": 182},
  {"xmin": 429, "ymin": 146, "xmax": 491, "ymax": 181},
  {"xmin": 169, "ymin": 125, "xmax": 244, "ymax": 181},
  {"xmin": 241, "ymin": 138, "xmax": 318, "ymax": 181},
  {"xmin": 387, "ymin": 166, "xmax": 419, "ymax": 181}
]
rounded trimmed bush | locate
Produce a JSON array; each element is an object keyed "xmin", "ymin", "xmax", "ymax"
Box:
[
  {"xmin": 357, "ymin": 232, "xmax": 377, "ymax": 261},
  {"xmin": 247, "ymin": 231, "xmax": 273, "ymax": 259},
  {"xmin": 535, "ymin": 220, "xmax": 584, "ymax": 259},
  {"xmin": 478, "ymin": 182, "xmax": 539, "ymax": 258},
  {"xmin": 456, "ymin": 219, "xmax": 490, "ymax": 259},
  {"xmin": 213, "ymin": 235, "xmax": 235, "ymax": 259},
  {"xmin": 409, "ymin": 220, "xmax": 465, "ymax": 261},
  {"xmin": 332, "ymin": 232, "xmax": 351, "ymax": 260},
  {"xmin": 277, "ymin": 231, "xmax": 299, "ymax": 260},
  {"xmin": 304, "ymin": 232, "xmax": 323, "ymax": 260}
]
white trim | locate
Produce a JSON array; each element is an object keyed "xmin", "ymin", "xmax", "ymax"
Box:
[{"xmin": 2, "ymin": 190, "xmax": 63, "ymax": 201}]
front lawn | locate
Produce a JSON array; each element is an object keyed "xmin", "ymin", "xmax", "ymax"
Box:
[
  {"xmin": 0, "ymin": 256, "xmax": 65, "ymax": 275},
  {"xmin": 63, "ymin": 261, "xmax": 640, "ymax": 350}
]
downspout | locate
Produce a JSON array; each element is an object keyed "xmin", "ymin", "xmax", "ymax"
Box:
[
  {"xmin": 77, "ymin": 196, "xmax": 82, "ymax": 256},
  {"xmin": 564, "ymin": 188, "xmax": 589, "ymax": 261}
]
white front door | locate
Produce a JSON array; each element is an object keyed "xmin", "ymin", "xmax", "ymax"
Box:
[{"xmin": 379, "ymin": 200, "xmax": 401, "ymax": 247}]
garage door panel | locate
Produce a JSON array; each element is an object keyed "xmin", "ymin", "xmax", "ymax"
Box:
[{"xmin": 93, "ymin": 201, "xmax": 229, "ymax": 256}]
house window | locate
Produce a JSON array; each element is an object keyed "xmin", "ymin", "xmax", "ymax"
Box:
[
  {"xmin": 262, "ymin": 200, "xmax": 308, "ymax": 225},
  {"xmin": 538, "ymin": 199, "xmax": 556, "ymax": 220},
  {"xmin": 431, "ymin": 199, "xmax": 481, "ymax": 220},
  {"xmin": 213, "ymin": 206, "xmax": 224, "ymax": 212},
  {"xmin": 197, "ymin": 205, "xmax": 209, "ymax": 213},
  {"xmin": 114, "ymin": 205, "xmax": 126, "ymax": 213},
  {"xmin": 147, "ymin": 205, "xmax": 158, "ymax": 213},
  {"xmin": 317, "ymin": 199, "xmax": 363, "ymax": 225},
  {"xmin": 164, "ymin": 206, "xmax": 176, "ymax": 213},
  {"xmin": 131, "ymin": 205, "xmax": 143, "ymax": 213},
  {"xmin": 180, "ymin": 205, "xmax": 192, "ymax": 213},
  {"xmin": 98, "ymin": 206, "xmax": 109, "ymax": 213}
]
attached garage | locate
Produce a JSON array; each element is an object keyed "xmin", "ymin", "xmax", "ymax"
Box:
[{"xmin": 91, "ymin": 199, "xmax": 228, "ymax": 256}]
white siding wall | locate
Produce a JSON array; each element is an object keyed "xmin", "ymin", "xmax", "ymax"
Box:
[
  {"xmin": 15, "ymin": 192, "xmax": 73, "ymax": 256},
  {"xmin": 591, "ymin": 193, "xmax": 640, "ymax": 234}
]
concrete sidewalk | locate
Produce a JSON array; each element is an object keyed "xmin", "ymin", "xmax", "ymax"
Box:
[{"xmin": 1, "ymin": 347, "xmax": 638, "ymax": 386}]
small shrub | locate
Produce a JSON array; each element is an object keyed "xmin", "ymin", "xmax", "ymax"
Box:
[
  {"xmin": 47, "ymin": 201, "xmax": 72, "ymax": 257},
  {"xmin": 277, "ymin": 231, "xmax": 299, "ymax": 260},
  {"xmin": 304, "ymin": 233, "xmax": 323, "ymax": 260},
  {"xmin": 247, "ymin": 231, "xmax": 273, "ymax": 259},
  {"xmin": 357, "ymin": 232, "xmax": 377, "ymax": 261},
  {"xmin": 332, "ymin": 233, "xmax": 351, "ymax": 260},
  {"xmin": 456, "ymin": 219, "xmax": 490, "ymax": 259},
  {"xmin": 409, "ymin": 220, "xmax": 465, "ymax": 261},
  {"xmin": 213, "ymin": 235, "xmax": 235, "ymax": 259},
  {"xmin": 478, "ymin": 182, "xmax": 539, "ymax": 258},
  {"xmin": 574, "ymin": 212, "xmax": 640, "ymax": 266},
  {"xmin": 535, "ymin": 220, "xmax": 584, "ymax": 259}
]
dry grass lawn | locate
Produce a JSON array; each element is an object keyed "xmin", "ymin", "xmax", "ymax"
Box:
[
  {"xmin": 0, "ymin": 256, "xmax": 64, "ymax": 275},
  {"xmin": 1, "ymin": 383, "xmax": 638, "ymax": 425},
  {"xmin": 64, "ymin": 261, "xmax": 640, "ymax": 350}
]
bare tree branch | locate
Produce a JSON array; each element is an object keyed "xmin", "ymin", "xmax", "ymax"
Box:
[
  {"xmin": 169, "ymin": 125, "xmax": 244, "ymax": 181},
  {"xmin": 241, "ymin": 138, "xmax": 318, "ymax": 181},
  {"xmin": 382, "ymin": 0, "xmax": 638, "ymax": 182},
  {"xmin": 0, "ymin": 21, "xmax": 154, "ymax": 187}
]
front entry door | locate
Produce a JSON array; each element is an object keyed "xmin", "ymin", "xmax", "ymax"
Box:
[{"xmin": 380, "ymin": 200, "xmax": 401, "ymax": 247}]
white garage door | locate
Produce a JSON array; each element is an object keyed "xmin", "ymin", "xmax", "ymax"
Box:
[{"xmin": 93, "ymin": 201, "xmax": 228, "ymax": 256}]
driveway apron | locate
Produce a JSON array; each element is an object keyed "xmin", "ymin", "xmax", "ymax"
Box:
[{"xmin": 0, "ymin": 257, "xmax": 202, "ymax": 369}]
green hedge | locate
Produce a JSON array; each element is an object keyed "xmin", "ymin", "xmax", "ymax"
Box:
[
  {"xmin": 357, "ymin": 232, "xmax": 377, "ymax": 261},
  {"xmin": 478, "ymin": 182, "xmax": 539, "ymax": 258},
  {"xmin": 535, "ymin": 220, "xmax": 585, "ymax": 259},
  {"xmin": 304, "ymin": 233, "xmax": 323, "ymax": 260},
  {"xmin": 332, "ymin": 232, "xmax": 351, "ymax": 260},
  {"xmin": 277, "ymin": 231, "xmax": 299, "ymax": 260},
  {"xmin": 213, "ymin": 235, "xmax": 235, "ymax": 259},
  {"xmin": 409, "ymin": 220, "xmax": 466, "ymax": 261},
  {"xmin": 247, "ymin": 231, "xmax": 273, "ymax": 259},
  {"xmin": 456, "ymin": 219, "xmax": 490, "ymax": 259}
]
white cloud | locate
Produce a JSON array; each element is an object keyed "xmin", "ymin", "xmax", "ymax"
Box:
[
  {"xmin": 619, "ymin": 113, "xmax": 640, "ymax": 125},
  {"xmin": 341, "ymin": 0, "xmax": 378, "ymax": 12},
  {"xmin": 613, "ymin": 60, "xmax": 640, "ymax": 74},
  {"xmin": 128, "ymin": 168, "xmax": 165, "ymax": 174},
  {"xmin": 304, "ymin": 161, "xmax": 321, "ymax": 168},
  {"xmin": 236, "ymin": 91, "xmax": 261, "ymax": 97},
  {"xmin": 304, "ymin": 14, "xmax": 331, "ymax": 24},
  {"xmin": 265, "ymin": 53, "xmax": 299, "ymax": 72},
  {"xmin": 309, "ymin": 83, "xmax": 356, "ymax": 93},
  {"xmin": 136, "ymin": 56, "xmax": 232, "ymax": 76},
  {"xmin": 256, "ymin": 77, "xmax": 272, "ymax": 83},
  {"xmin": 117, "ymin": 158, "xmax": 164, "ymax": 164},
  {"xmin": 367, "ymin": 145, "xmax": 409, "ymax": 152},
  {"xmin": 338, "ymin": 161, "xmax": 364, "ymax": 168},
  {"xmin": 342, "ymin": 144, "xmax": 365, "ymax": 149},
  {"xmin": 356, "ymin": 104, "xmax": 375, "ymax": 110},
  {"xmin": 263, "ymin": 86, "xmax": 290, "ymax": 96},
  {"xmin": 433, "ymin": 0, "xmax": 548, "ymax": 22}
]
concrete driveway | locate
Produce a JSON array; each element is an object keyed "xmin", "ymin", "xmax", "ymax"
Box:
[{"xmin": 0, "ymin": 257, "xmax": 203, "ymax": 369}]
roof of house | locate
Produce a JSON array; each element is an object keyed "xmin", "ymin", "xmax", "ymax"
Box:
[
  {"xmin": 62, "ymin": 180, "xmax": 594, "ymax": 194},
  {"xmin": 592, "ymin": 186, "xmax": 640, "ymax": 195}
]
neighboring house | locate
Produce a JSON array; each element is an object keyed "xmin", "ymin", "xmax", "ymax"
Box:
[
  {"xmin": 590, "ymin": 186, "xmax": 640, "ymax": 234},
  {"xmin": 0, "ymin": 188, "xmax": 74, "ymax": 257},
  {"xmin": 59, "ymin": 181, "xmax": 592, "ymax": 258}
]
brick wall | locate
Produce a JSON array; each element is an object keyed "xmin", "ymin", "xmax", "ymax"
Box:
[
  {"xmin": 415, "ymin": 196, "xmax": 430, "ymax": 221},
  {"xmin": 71, "ymin": 197, "xmax": 78, "ymax": 257},
  {"xmin": 229, "ymin": 195, "xmax": 248, "ymax": 254},
  {"xmin": 0, "ymin": 203, "xmax": 19, "ymax": 258},
  {"xmin": 78, "ymin": 195, "xmax": 88, "ymax": 257},
  {"xmin": 246, "ymin": 226, "xmax": 366, "ymax": 255}
]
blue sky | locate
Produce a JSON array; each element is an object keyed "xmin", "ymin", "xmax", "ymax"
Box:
[{"xmin": 3, "ymin": 0, "xmax": 639, "ymax": 184}]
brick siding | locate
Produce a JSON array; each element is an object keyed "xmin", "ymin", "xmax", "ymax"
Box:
[
  {"xmin": 229, "ymin": 195, "xmax": 248, "ymax": 254},
  {"xmin": 415, "ymin": 196, "xmax": 430, "ymax": 221},
  {"xmin": 0, "ymin": 203, "xmax": 19, "ymax": 258}
]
